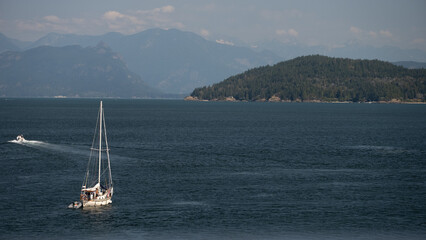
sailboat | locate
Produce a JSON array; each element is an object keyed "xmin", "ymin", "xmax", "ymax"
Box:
[{"xmin": 75, "ymin": 101, "xmax": 113, "ymax": 208}]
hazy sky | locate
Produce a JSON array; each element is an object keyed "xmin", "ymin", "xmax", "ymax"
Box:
[{"xmin": 1, "ymin": 0, "xmax": 425, "ymax": 51}]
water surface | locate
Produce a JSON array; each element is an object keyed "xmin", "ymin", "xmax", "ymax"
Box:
[{"xmin": 0, "ymin": 99, "xmax": 425, "ymax": 239}]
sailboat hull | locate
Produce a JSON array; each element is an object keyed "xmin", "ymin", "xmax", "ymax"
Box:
[
  {"xmin": 81, "ymin": 186, "xmax": 113, "ymax": 207},
  {"xmin": 82, "ymin": 198, "xmax": 112, "ymax": 207}
]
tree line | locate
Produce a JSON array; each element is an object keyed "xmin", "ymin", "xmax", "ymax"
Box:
[{"xmin": 191, "ymin": 55, "xmax": 426, "ymax": 102}]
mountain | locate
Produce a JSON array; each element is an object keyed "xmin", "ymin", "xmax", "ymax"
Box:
[
  {"xmin": 328, "ymin": 45, "xmax": 426, "ymax": 63},
  {"xmin": 110, "ymin": 29, "xmax": 280, "ymax": 94},
  {"xmin": 255, "ymin": 41, "xmax": 426, "ymax": 63},
  {"xmin": 0, "ymin": 43, "xmax": 160, "ymax": 98},
  {"xmin": 27, "ymin": 32, "xmax": 124, "ymax": 50},
  {"xmin": 190, "ymin": 55, "xmax": 426, "ymax": 102},
  {"xmin": 0, "ymin": 33, "xmax": 33, "ymax": 53},
  {"xmin": 0, "ymin": 33, "xmax": 20, "ymax": 53},
  {"xmin": 4, "ymin": 29, "xmax": 426, "ymax": 95},
  {"xmin": 19, "ymin": 29, "xmax": 281, "ymax": 94}
]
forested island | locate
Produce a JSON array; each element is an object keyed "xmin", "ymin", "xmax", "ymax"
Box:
[{"xmin": 189, "ymin": 55, "xmax": 426, "ymax": 103}]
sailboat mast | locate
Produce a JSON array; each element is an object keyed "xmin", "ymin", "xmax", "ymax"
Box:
[{"xmin": 98, "ymin": 101, "xmax": 102, "ymax": 186}]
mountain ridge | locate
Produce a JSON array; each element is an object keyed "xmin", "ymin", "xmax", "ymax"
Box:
[
  {"xmin": 0, "ymin": 44, "xmax": 162, "ymax": 98},
  {"xmin": 1, "ymin": 29, "xmax": 280, "ymax": 94},
  {"xmin": 1, "ymin": 29, "xmax": 426, "ymax": 96},
  {"xmin": 0, "ymin": 33, "xmax": 21, "ymax": 53}
]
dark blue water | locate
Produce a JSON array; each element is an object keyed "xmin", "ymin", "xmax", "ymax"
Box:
[{"xmin": 1, "ymin": 99, "xmax": 425, "ymax": 239}]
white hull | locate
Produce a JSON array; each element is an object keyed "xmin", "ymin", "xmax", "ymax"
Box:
[
  {"xmin": 81, "ymin": 187, "xmax": 113, "ymax": 207},
  {"xmin": 16, "ymin": 135, "xmax": 25, "ymax": 142},
  {"xmin": 82, "ymin": 198, "xmax": 112, "ymax": 207}
]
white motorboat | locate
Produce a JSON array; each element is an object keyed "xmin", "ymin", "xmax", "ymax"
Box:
[{"xmin": 16, "ymin": 134, "xmax": 25, "ymax": 142}]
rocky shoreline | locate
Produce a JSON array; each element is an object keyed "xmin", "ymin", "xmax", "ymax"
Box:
[{"xmin": 184, "ymin": 96, "xmax": 426, "ymax": 104}]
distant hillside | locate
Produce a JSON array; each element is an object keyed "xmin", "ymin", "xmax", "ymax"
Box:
[
  {"xmin": 0, "ymin": 33, "xmax": 20, "ymax": 53},
  {"xmin": 393, "ymin": 61, "xmax": 426, "ymax": 69},
  {"xmin": 0, "ymin": 43, "xmax": 160, "ymax": 98},
  {"xmin": 190, "ymin": 55, "xmax": 426, "ymax": 102},
  {"xmin": 110, "ymin": 29, "xmax": 279, "ymax": 94},
  {"xmin": 26, "ymin": 32, "xmax": 122, "ymax": 50},
  {"xmin": 254, "ymin": 40, "xmax": 426, "ymax": 63},
  {"xmin": 12, "ymin": 29, "xmax": 280, "ymax": 94}
]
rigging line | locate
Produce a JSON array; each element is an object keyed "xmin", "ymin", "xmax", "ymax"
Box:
[
  {"xmin": 98, "ymin": 101, "xmax": 102, "ymax": 186},
  {"xmin": 82, "ymin": 106, "xmax": 100, "ymax": 189},
  {"xmin": 103, "ymin": 109, "xmax": 113, "ymax": 187},
  {"xmin": 87, "ymin": 161, "xmax": 107, "ymax": 187},
  {"xmin": 100, "ymin": 167, "xmax": 109, "ymax": 181}
]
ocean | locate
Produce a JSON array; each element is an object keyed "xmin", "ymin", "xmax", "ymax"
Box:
[{"xmin": 0, "ymin": 98, "xmax": 425, "ymax": 239}]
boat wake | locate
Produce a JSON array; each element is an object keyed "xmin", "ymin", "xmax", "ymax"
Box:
[
  {"xmin": 9, "ymin": 138, "xmax": 135, "ymax": 162},
  {"xmin": 9, "ymin": 139, "xmax": 44, "ymax": 144},
  {"xmin": 9, "ymin": 139, "xmax": 90, "ymax": 157}
]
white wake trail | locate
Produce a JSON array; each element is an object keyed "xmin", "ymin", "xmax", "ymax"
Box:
[
  {"xmin": 9, "ymin": 139, "xmax": 90, "ymax": 157},
  {"xmin": 9, "ymin": 138, "xmax": 134, "ymax": 161}
]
